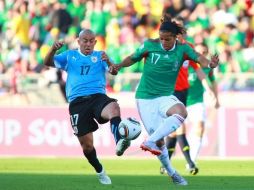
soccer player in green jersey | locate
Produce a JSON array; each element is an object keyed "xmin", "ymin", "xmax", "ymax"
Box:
[
  {"xmin": 111, "ymin": 14, "xmax": 219, "ymax": 185},
  {"xmin": 186, "ymin": 43, "xmax": 220, "ymax": 163},
  {"xmin": 161, "ymin": 16, "xmax": 200, "ymax": 176},
  {"xmin": 161, "ymin": 43, "xmax": 218, "ymax": 176}
]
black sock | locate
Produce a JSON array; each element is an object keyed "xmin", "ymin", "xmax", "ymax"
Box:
[
  {"xmin": 165, "ymin": 137, "xmax": 177, "ymax": 159},
  {"xmin": 110, "ymin": 116, "xmax": 121, "ymax": 144},
  {"xmin": 177, "ymin": 134, "xmax": 195, "ymax": 168},
  {"xmin": 84, "ymin": 148, "xmax": 103, "ymax": 173}
]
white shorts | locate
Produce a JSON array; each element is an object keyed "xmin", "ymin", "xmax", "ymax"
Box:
[
  {"xmin": 136, "ymin": 95, "xmax": 183, "ymax": 135},
  {"xmin": 186, "ymin": 102, "xmax": 206, "ymax": 123}
]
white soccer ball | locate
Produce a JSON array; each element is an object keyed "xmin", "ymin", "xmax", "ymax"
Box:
[{"xmin": 118, "ymin": 117, "xmax": 142, "ymax": 140}]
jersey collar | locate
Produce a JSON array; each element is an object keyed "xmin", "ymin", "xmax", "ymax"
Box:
[
  {"xmin": 160, "ymin": 41, "xmax": 176, "ymax": 51},
  {"xmin": 78, "ymin": 48, "xmax": 93, "ymax": 56}
]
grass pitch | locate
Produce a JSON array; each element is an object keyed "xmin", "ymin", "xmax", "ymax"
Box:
[{"xmin": 0, "ymin": 158, "xmax": 253, "ymax": 190}]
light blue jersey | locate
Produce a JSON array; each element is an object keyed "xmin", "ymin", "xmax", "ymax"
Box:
[{"xmin": 54, "ymin": 49, "xmax": 108, "ymax": 102}]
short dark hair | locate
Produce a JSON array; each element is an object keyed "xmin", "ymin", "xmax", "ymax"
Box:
[{"xmin": 78, "ymin": 29, "xmax": 95, "ymax": 37}]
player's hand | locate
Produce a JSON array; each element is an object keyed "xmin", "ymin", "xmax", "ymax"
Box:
[
  {"xmin": 101, "ymin": 52, "xmax": 109, "ymax": 62},
  {"xmin": 214, "ymin": 99, "xmax": 220, "ymax": 109},
  {"xmin": 52, "ymin": 41, "xmax": 65, "ymax": 51},
  {"xmin": 109, "ymin": 64, "xmax": 123, "ymax": 75},
  {"xmin": 209, "ymin": 54, "xmax": 219, "ymax": 68},
  {"xmin": 101, "ymin": 52, "xmax": 118, "ymax": 75},
  {"xmin": 108, "ymin": 65, "xmax": 118, "ymax": 75}
]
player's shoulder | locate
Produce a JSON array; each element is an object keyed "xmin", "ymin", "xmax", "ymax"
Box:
[
  {"xmin": 144, "ymin": 38, "xmax": 160, "ymax": 45},
  {"xmin": 180, "ymin": 39, "xmax": 194, "ymax": 48},
  {"xmin": 92, "ymin": 50, "xmax": 103, "ymax": 55},
  {"xmin": 176, "ymin": 40, "xmax": 191, "ymax": 48},
  {"xmin": 187, "ymin": 42, "xmax": 194, "ymax": 48},
  {"xmin": 65, "ymin": 49, "xmax": 79, "ymax": 55},
  {"xmin": 141, "ymin": 39, "xmax": 160, "ymax": 50}
]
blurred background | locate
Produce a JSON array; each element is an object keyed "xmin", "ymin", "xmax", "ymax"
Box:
[{"xmin": 0, "ymin": 0, "xmax": 253, "ymax": 158}]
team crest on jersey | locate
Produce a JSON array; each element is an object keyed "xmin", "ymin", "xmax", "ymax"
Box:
[
  {"xmin": 173, "ymin": 61, "xmax": 179, "ymax": 71},
  {"xmin": 174, "ymin": 61, "xmax": 179, "ymax": 67},
  {"xmin": 91, "ymin": 56, "xmax": 98, "ymax": 63}
]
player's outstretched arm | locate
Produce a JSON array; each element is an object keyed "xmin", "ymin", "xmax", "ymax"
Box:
[
  {"xmin": 112, "ymin": 55, "xmax": 136, "ymax": 73},
  {"xmin": 197, "ymin": 53, "xmax": 219, "ymax": 69},
  {"xmin": 196, "ymin": 68, "xmax": 214, "ymax": 95},
  {"xmin": 101, "ymin": 52, "xmax": 118, "ymax": 75},
  {"xmin": 211, "ymin": 79, "xmax": 220, "ymax": 109},
  {"xmin": 44, "ymin": 41, "xmax": 65, "ymax": 67},
  {"xmin": 197, "ymin": 68, "xmax": 220, "ymax": 109}
]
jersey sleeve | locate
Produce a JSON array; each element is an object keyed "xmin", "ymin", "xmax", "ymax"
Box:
[
  {"xmin": 183, "ymin": 44, "xmax": 199, "ymax": 63},
  {"xmin": 98, "ymin": 51, "xmax": 109, "ymax": 71},
  {"xmin": 130, "ymin": 41, "xmax": 148, "ymax": 62},
  {"xmin": 189, "ymin": 60, "xmax": 200, "ymax": 70},
  {"xmin": 54, "ymin": 51, "xmax": 69, "ymax": 71}
]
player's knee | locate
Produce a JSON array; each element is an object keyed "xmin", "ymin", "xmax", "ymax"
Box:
[
  {"xmin": 179, "ymin": 105, "xmax": 188, "ymax": 119},
  {"xmin": 175, "ymin": 106, "xmax": 188, "ymax": 119},
  {"xmin": 101, "ymin": 101, "xmax": 120, "ymax": 119},
  {"xmin": 167, "ymin": 103, "xmax": 187, "ymax": 118},
  {"xmin": 109, "ymin": 102, "xmax": 120, "ymax": 116},
  {"xmin": 80, "ymin": 141, "xmax": 94, "ymax": 153}
]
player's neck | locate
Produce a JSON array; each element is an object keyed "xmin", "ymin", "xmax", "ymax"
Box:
[
  {"xmin": 78, "ymin": 48, "xmax": 93, "ymax": 56},
  {"xmin": 160, "ymin": 41, "xmax": 176, "ymax": 51}
]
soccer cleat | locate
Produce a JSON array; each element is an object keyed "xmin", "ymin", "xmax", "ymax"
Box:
[
  {"xmin": 186, "ymin": 164, "xmax": 199, "ymax": 175},
  {"xmin": 97, "ymin": 169, "xmax": 112, "ymax": 185},
  {"xmin": 160, "ymin": 166, "xmax": 166, "ymax": 175},
  {"xmin": 140, "ymin": 141, "xmax": 162, "ymax": 156},
  {"xmin": 171, "ymin": 171, "xmax": 188, "ymax": 185},
  {"xmin": 116, "ymin": 138, "xmax": 131, "ymax": 156},
  {"xmin": 189, "ymin": 166, "xmax": 199, "ymax": 175}
]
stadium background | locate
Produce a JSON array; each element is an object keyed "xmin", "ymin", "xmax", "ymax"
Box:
[{"xmin": 0, "ymin": 0, "xmax": 254, "ymax": 159}]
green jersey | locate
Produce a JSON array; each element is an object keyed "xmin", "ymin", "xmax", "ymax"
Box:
[
  {"xmin": 187, "ymin": 67, "xmax": 215, "ymax": 106},
  {"xmin": 131, "ymin": 39, "xmax": 199, "ymax": 99}
]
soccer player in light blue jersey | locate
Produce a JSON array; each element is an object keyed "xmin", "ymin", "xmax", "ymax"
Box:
[{"xmin": 44, "ymin": 29, "xmax": 131, "ymax": 185}]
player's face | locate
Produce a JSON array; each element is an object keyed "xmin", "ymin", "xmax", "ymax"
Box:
[
  {"xmin": 159, "ymin": 31, "xmax": 176, "ymax": 50},
  {"xmin": 78, "ymin": 33, "xmax": 97, "ymax": 55}
]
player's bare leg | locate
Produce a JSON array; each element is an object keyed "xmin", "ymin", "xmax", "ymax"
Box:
[{"xmin": 79, "ymin": 133, "xmax": 111, "ymax": 185}]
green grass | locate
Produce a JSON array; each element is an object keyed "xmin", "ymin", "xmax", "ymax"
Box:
[{"xmin": 0, "ymin": 158, "xmax": 254, "ymax": 190}]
